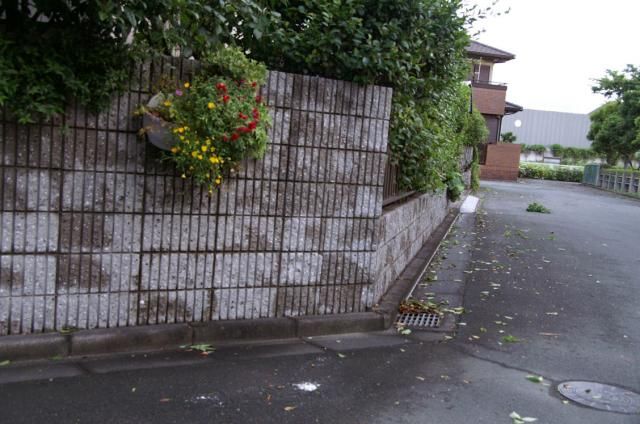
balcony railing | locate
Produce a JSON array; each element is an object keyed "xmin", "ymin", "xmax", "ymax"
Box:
[
  {"xmin": 470, "ymin": 79, "xmax": 508, "ymax": 90},
  {"xmin": 383, "ymin": 161, "xmax": 416, "ymax": 207}
]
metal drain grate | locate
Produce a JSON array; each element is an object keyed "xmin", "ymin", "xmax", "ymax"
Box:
[{"xmin": 396, "ymin": 312, "xmax": 441, "ymax": 328}]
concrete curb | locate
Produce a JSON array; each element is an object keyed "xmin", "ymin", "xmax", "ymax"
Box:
[{"xmin": 0, "ymin": 210, "xmax": 458, "ymax": 362}]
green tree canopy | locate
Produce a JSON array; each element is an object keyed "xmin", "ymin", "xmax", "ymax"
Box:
[{"xmin": 589, "ymin": 65, "xmax": 640, "ymax": 168}]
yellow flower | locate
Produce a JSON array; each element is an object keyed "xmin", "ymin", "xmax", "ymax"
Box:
[
  {"xmin": 184, "ymin": 82, "xmax": 190, "ymax": 88},
  {"xmin": 198, "ymin": 154, "xmax": 203, "ymax": 160},
  {"xmin": 177, "ymin": 127, "xmax": 185, "ymax": 134},
  {"xmin": 208, "ymin": 102, "xmax": 216, "ymax": 110},
  {"xmin": 215, "ymin": 177, "xmax": 222, "ymax": 185},
  {"xmin": 209, "ymin": 156, "xmax": 218, "ymax": 164},
  {"xmin": 179, "ymin": 136, "xmax": 185, "ymax": 141},
  {"xmin": 181, "ymin": 174, "xmax": 186, "ymax": 179},
  {"xmin": 205, "ymin": 139, "xmax": 211, "ymax": 145},
  {"xmin": 163, "ymin": 100, "xmax": 171, "ymax": 107},
  {"xmin": 201, "ymin": 145, "xmax": 208, "ymax": 152},
  {"xmin": 170, "ymin": 146, "xmax": 178, "ymax": 154},
  {"xmin": 191, "ymin": 151, "xmax": 198, "ymax": 158}
]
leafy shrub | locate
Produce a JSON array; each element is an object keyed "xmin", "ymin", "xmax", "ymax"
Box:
[
  {"xmin": 244, "ymin": 0, "xmax": 473, "ymax": 193},
  {"xmin": 520, "ymin": 144, "xmax": 546, "ymax": 155},
  {"xmin": 550, "ymin": 144, "xmax": 565, "ymax": 157},
  {"xmin": 519, "ymin": 163, "xmax": 583, "ymax": 182},
  {"xmin": 445, "ymin": 171, "xmax": 465, "ymax": 202},
  {"xmin": 0, "ymin": 0, "xmax": 275, "ymax": 123},
  {"xmin": 141, "ymin": 48, "xmax": 270, "ymax": 190},
  {"xmin": 526, "ymin": 202, "xmax": 550, "ymax": 213},
  {"xmin": 501, "ymin": 132, "xmax": 517, "ymax": 143}
]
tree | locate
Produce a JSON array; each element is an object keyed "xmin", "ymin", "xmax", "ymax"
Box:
[
  {"xmin": 590, "ymin": 65, "xmax": 640, "ymax": 168},
  {"xmin": 501, "ymin": 132, "xmax": 517, "ymax": 143}
]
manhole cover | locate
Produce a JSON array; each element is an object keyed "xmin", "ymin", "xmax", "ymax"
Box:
[
  {"xmin": 557, "ymin": 381, "xmax": 640, "ymax": 414},
  {"xmin": 396, "ymin": 312, "xmax": 440, "ymax": 328}
]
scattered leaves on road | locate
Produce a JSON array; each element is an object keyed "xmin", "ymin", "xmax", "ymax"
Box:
[
  {"xmin": 526, "ymin": 375, "xmax": 544, "ymax": 383},
  {"xmin": 526, "ymin": 202, "xmax": 550, "ymax": 214},
  {"xmin": 510, "ymin": 411, "xmax": 538, "ymax": 423},
  {"xmin": 502, "ymin": 335, "xmax": 522, "ymax": 343}
]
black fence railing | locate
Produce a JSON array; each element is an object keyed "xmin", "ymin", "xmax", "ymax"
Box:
[{"xmin": 382, "ymin": 160, "xmax": 416, "ymax": 207}]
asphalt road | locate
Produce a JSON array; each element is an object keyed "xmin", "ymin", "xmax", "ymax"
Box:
[{"xmin": 1, "ymin": 180, "xmax": 638, "ymax": 424}]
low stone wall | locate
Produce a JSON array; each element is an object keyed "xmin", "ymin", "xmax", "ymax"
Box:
[
  {"xmin": 0, "ymin": 57, "xmax": 394, "ymax": 335},
  {"xmin": 371, "ymin": 192, "xmax": 449, "ymax": 302}
]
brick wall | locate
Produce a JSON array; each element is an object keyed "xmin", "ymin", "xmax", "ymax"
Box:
[
  {"xmin": 0, "ymin": 57, "xmax": 394, "ymax": 335},
  {"xmin": 480, "ymin": 143, "xmax": 521, "ymax": 181},
  {"xmin": 472, "ymin": 85, "xmax": 506, "ymax": 116}
]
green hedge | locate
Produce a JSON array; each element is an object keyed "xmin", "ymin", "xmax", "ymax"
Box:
[
  {"xmin": 519, "ymin": 144, "xmax": 546, "ymax": 154},
  {"xmin": 519, "ymin": 163, "xmax": 583, "ymax": 182}
]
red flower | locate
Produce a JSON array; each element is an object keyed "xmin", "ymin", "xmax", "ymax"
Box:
[
  {"xmin": 248, "ymin": 121, "xmax": 257, "ymax": 130},
  {"xmin": 255, "ymin": 95, "xmax": 262, "ymax": 104},
  {"xmin": 252, "ymin": 108, "xmax": 260, "ymax": 119},
  {"xmin": 231, "ymin": 133, "xmax": 240, "ymax": 141},
  {"xmin": 222, "ymin": 134, "xmax": 229, "ymax": 142},
  {"xmin": 216, "ymin": 82, "xmax": 227, "ymax": 92},
  {"xmin": 251, "ymin": 82, "xmax": 257, "ymax": 87},
  {"xmin": 223, "ymin": 95, "xmax": 230, "ymax": 103},
  {"xmin": 238, "ymin": 112, "xmax": 248, "ymax": 120}
]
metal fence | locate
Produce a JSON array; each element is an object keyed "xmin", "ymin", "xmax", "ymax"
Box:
[{"xmin": 382, "ymin": 161, "xmax": 415, "ymax": 207}]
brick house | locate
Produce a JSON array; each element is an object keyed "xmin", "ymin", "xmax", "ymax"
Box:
[{"xmin": 466, "ymin": 41, "xmax": 523, "ymax": 180}]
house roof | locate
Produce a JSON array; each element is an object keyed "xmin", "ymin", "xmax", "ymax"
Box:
[
  {"xmin": 505, "ymin": 101, "xmax": 523, "ymax": 115},
  {"xmin": 467, "ymin": 40, "xmax": 515, "ymax": 62}
]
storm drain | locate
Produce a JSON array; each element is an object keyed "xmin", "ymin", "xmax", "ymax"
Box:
[
  {"xmin": 557, "ymin": 381, "xmax": 640, "ymax": 414},
  {"xmin": 396, "ymin": 312, "xmax": 441, "ymax": 328}
]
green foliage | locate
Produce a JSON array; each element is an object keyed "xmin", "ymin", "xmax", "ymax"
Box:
[
  {"xmin": 445, "ymin": 171, "xmax": 465, "ymax": 202},
  {"xmin": 589, "ymin": 65, "xmax": 640, "ymax": 168},
  {"xmin": 550, "ymin": 144, "xmax": 565, "ymax": 157},
  {"xmin": 519, "ymin": 163, "xmax": 583, "ymax": 182},
  {"xmin": 471, "ymin": 161, "xmax": 481, "ymax": 192},
  {"xmin": 501, "ymin": 132, "xmax": 517, "ymax": 143},
  {"xmin": 520, "ymin": 144, "xmax": 547, "ymax": 155},
  {"xmin": 246, "ymin": 0, "xmax": 473, "ymax": 193},
  {"xmin": 0, "ymin": 0, "xmax": 275, "ymax": 123},
  {"xmin": 526, "ymin": 202, "xmax": 550, "ymax": 214},
  {"xmin": 142, "ymin": 48, "xmax": 270, "ymax": 190},
  {"xmin": 465, "ymin": 107, "xmax": 490, "ymax": 147}
]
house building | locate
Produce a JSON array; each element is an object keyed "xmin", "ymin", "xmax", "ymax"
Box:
[{"xmin": 466, "ymin": 40, "xmax": 523, "ymax": 180}]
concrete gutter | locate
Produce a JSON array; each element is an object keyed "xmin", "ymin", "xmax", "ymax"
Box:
[{"xmin": 0, "ymin": 210, "xmax": 459, "ymax": 362}]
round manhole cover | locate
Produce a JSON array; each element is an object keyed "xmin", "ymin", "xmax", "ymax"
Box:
[{"xmin": 557, "ymin": 381, "xmax": 640, "ymax": 414}]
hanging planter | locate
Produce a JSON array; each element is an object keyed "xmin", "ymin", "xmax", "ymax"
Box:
[
  {"xmin": 136, "ymin": 47, "xmax": 271, "ymax": 191},
  {"xmin": 142, "ymin": 94, "xmax": 175, "ymax": 151}
]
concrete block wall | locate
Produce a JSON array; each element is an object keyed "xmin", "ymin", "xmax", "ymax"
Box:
[
  {"xmin": 370, "ymin": 192, "xmax": 449, "ymax": 303},
  {"xmin": 0, "ymin": 57, "xmax": 394, "ymax": 335}
]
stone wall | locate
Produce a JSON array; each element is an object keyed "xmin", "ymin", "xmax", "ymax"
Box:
[
  {"xmin": 0, "ymin": 57, "xmax": 393, "ymax": 335},
  {"xmin": 371, "ymin": 192, "xmax": 449, "ymax": 302}
]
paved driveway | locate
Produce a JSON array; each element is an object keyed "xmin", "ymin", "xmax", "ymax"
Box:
[{"xmin": 1, "ymin": 180, "xmax": 638, "ymax": 424}]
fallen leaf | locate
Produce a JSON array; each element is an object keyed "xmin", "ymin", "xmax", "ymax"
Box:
[
  {"xmin": 416, "ymin": 376, "xmax": 425, "ymax": 381},
  {"xmin": 0, "ymin": 360, "xmax": 10, "ymax": 366},
  {"xmin": 526, "ymin": 375, "xmax": 544, "ymax": 383},
  {"xmin": 337, "ymin": 353, "xmax": 347, "ymax": 359},
  {"xmin": 284, "ymin": 406, "xmax": 297, "ymax": 412},
  {"xmin": 159, "ymin": 398, "xmax": 171, "ymax": 403}
]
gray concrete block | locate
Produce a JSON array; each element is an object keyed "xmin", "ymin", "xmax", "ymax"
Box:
[
  {"xmin": 191, "ymin": 317, "xmax": 296, "ymax": 342},
  {"xmin": 0, "ymin": 332, "xmax": 68, "ymax": 360},
  {"xmin": 70, "ymin": 323, "xmax": 192, "ymax": 355},
  {"xmin": 295, "ymin": 312, "xmax": 384, "ymax": 337}
]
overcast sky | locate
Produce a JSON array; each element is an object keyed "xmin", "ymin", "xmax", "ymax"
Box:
[{"xmin": 470, "ymin": 0, "xmax": 639, "ymax": 114}]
